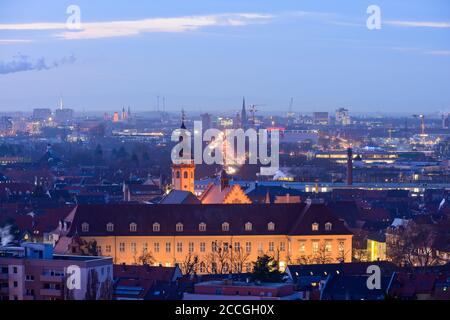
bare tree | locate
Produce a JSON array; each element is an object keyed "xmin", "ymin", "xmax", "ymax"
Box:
[
  {"xmin": 230, "ymin": 247, "xmax": 250, "ymax": 273},
  {"xmin": 84, "ymin": 269, "xmax": 99, "ymax": 300},
  {"xmin": 180, "ymin": 253, "xmax": 199, "ymax": 276},
  {"xmin": 134, "ymin": 249, "xmax": 155, "ymax": 266},
  {"xmin": 98, "ymin": 268, "xmax": 114, "ymax": 300},
  {"xmin": 204, "ymin": 241, "xmax": 230, "ymax": 274},
  {"xmin": 387, "ymin": 222, "xmax": 439, "ymax": 267}
]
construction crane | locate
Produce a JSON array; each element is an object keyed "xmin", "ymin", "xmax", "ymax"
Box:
[
  {"xmin": 249, "ymin": 104, "xmax": 264, "ymax": 126},
  {"xmin": 413, "ymin": 114, "xmax": 425, "ymax": 135},
  {"xmin": 287, "ymin": 97, "xmax": 295, "ymax": 118}
]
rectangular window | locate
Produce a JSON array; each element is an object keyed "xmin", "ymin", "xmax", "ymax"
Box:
[
  {"xmin": 154, "ymin": 242, "xmax": 160, "ymax": 253},
  {"xmin": 166, "ymin": 242, "xmax": 171, "ymax": 253},
  {"xmin": 234, "ymin": 242, "xmax": 241, "ymax": 252},
  {"xmin": 258, "ymin": 242, "xmax": 263, "ymax": 254},
  {"xmin": 200, "ymin": 242, "xmax": 206, "ymax": 253},
  {"xmin": 130, "ymin": 242, "xmax": 137, "ymax": 253},
  {"xmin": 299, "ymin": 241, "xmax": 306, "ymax": 254},
  {"xmin": 189, "ymin": 242, "xmax": 194, "ymax": 253},
  {"xmin": 269, "ymin": 242, "xmax": 274, "ymax": 252},
  {"xmin": 119, "ymin": 242, "xmax": 125, "ymax": 252},
  {"xmin": 280, "ymin": 242, "xmax": 285, "ymax": 252},
  {"xmin": 245, "ymin": 242, "xmax": 251, "ymax": 253},
  {"xmin": 212, "ymin": 242, "xmax": 218, "ymax": 252},
  {"xmin": 312, "ymin": 241, "xmax": 319, "ymax": 254},
  {"xmin": 143, "ymin": 242, "xmax": 148, "ymax": 252},
  {"xmin": 105, "ymin": 245, "xmax": 111, "ymax": 253},
  {"xmin": 176, "ymin": 242, "xmax": 183, "ymax": 253},
  {"xmin": 223, "ymin": 242, "xmax": 229, "ymax": 252},
  {"xmin": 325, "ymin": 240, "xmax": 332, "ymax": 253},
  {"xmin": 338, "ymin": 240, "xmax": 345, "ymax": 253}
]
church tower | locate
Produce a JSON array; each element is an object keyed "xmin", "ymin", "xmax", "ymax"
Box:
[
  {"xmin": 171, "ymin": 110, "xmax": 195, "ymax": 194},
  {"xmin": 241, "ymin": 97, "xmax": 247, "ymax": 128}
]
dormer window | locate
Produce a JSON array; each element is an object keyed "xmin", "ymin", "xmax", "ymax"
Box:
[
  {"xmin": 106, "ymin": 222, "xmax": 114, "ymax": 232},
  {"xmin": 325, "ymin": 222, "xmax": 332, "ymax": 231},
  {"xmin": 153, "ymin": 223, "xmax": 160, "ymax": 232},
  {"xmin": 312, "ymin": 223, "xmax": 319, "ymax": 231},
  {"xmin": 130, "ymin": 222, "xmax": 137, "ymax": 232},
  {"xmin": 176, "ymin": 223, "xmax": 183, "ymax": 232},
  {"xmin": 222, "ymin": 222, "xmax": 230, "ymax": 232},
  {"xmin": 81, "ymin": 222, "xmax": 89, "ymax": 233},
  {"xmin": 267, "ymin": 222, "xmax": 275, "ymax": 231},
  {"xmin": 199, "ymin": 222, "xmax": 206, "ymax": 232},
  {"xmin": 245, "ymin": 222, "xmax": 252, "ymax": 231}
]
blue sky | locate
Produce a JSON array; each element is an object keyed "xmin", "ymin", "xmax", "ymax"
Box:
[{"xmin": 0, "ymin": 0, "xmax": 449, "ymax": 114}]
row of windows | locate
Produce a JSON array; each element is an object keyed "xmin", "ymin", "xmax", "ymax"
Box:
[
  {"xmin": 102, "ymin": 240, "xmax": 346, "ymax": 255},
  {"xmin": 298, "ymin": 240, "xmax": 346, "ymax": 254},
  {"xmin": 312, "ymin": 222, "xmax": 333, "ymax": 231},
  {"xmin": 99, "ymin": 241, "xmax": 288, "ymax": 254},
  {"xmin": 81, "ymin": 221, "xmax": 282, "ymax": 233},
  {"xmin": 173, "ymin": 170, "xmax": 194, "ymax": 179}
]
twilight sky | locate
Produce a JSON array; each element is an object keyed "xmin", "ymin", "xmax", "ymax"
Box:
[{"xmin": 0, "ymin": 0, "xmax": 449, "ymax": 114}]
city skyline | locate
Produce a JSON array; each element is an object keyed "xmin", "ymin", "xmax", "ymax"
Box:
[{"xmin": 1, "ymin": 0, "xmax": 450, "ymax": 113}]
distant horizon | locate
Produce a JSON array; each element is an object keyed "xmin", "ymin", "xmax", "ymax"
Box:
[{"xmin": 0, "ymin": 107, "xmax": 447, "ymax": 119}]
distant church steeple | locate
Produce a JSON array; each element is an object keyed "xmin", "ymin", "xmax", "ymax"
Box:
[
  {"xmin": 171, "ymin": 109, "xmax": 195, "ymax": 194},
  {"xmin": 241, "ymin": 97, "xmax": 247, "ymax": 128}
]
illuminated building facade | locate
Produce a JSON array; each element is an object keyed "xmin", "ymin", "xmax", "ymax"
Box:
[{"xmin": 57, "ymin": 203, "xmax": 353, "ymax": 273}]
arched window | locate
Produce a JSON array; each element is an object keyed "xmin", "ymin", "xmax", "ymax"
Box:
[
  {"xmin": 244, "ymin": 222, "xmax": 252, "ymax": 231},
  {"xmin": 267, "ymin": 222, "xmax": 275, "ymax": 231},
  {"xmin": 183, "ymin": 171, "xmax": 188, "ymax": 179},
  {"xmin": 129, "ymin": 222, "xmax": 137, "ymax": 232},
  {"xmin": 176, "ymin": 223, "xmax": 183, "ymax": 232},
  {"xmin": 222, "ymin": 222, "xmax": 230, "ymax": 232},
  {"xmin": 199, "ymin": 222, "xmax": 206, "ymax": 232},
  {"xmin": 325, "ymin": 222, "xmax": 332, "ymax": 231},
  {"xmin": 312, "ymin": 222, "xmax": 319, "ymax": 231},
  {"xmin": 81, "ymin": 222, "xmax": 89, "ymax": 232},
  {"xmin": 106, "ymin": 222, "xmax": 114, "ymax": 232},
  {"xmin": 153, "ymin": 222, "xmax": 160, "ymax": 232},
  {"xmin": 176, "ymin": 171, "xmax": 180, "ymax": 179}
]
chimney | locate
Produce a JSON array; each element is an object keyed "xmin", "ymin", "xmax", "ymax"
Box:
[{"xmin": 347, "ymin": 148, "xmax": 353, "ymax": 185}]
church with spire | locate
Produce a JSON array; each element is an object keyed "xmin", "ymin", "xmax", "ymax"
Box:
[{"xmin": 171, "ymin": 110, "xmax": 195, "ymax": 194}]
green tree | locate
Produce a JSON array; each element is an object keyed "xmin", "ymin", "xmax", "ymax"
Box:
[{"xmin": 251, "ymin": 254, "xmax": 283, "ymax": 283}]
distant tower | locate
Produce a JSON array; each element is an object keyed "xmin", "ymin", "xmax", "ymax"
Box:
[
  {"xmin": 347, "ymin": 148, "xmax": 353, "ymax": 185},
  {"xmin": 171, "ymin": 110, "xmax": 195, "ymax": 194},
  {"xmin": 201, "ymin": 113, "xmax": 212, "ymax": 132},
  {"xmin": 122, "ymin": 107, "xmax": 127, "ymax": 120},
  {"xmin": 59, "ymin": 97, "xmax": 64, "ymax": 110},
  {"xmin": 127, "ymin": 107, "xmax": 132, "ymax": 120},
  {"xmin": 241, "ymin": 97, "xmax": 247, "ymax": 128},
  {"xmin": 113, "ymin": 112, "xmax": 120, "ymax": 122}
]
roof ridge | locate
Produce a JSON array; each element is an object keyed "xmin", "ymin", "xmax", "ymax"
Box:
[{"xmin": 288, "ymin": 202, "xmax": 311, "ymax": 235}]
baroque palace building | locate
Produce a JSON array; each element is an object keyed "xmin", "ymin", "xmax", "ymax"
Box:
[{"xmin": 53, "ymin": 202, "xmax": 353, "ymax": 273}]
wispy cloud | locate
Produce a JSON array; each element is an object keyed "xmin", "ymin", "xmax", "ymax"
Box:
[
  {"xmin": 0, "ymin": 39, "xmax": 34, "ymax": 44},
  {"xmin": 385, "ymin": 20, "xmax": 450, "ymax": 28},
  {"xmin": 426, "ymin": 50, "xmax": 450, "ymax": 56},
  {"xmin": 0, "ymin": 13, "xmax": 275, "ymax": 40},
  {"xmin": 0, "ymin": 54, "xmax": 76, "ymax": 75}
]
